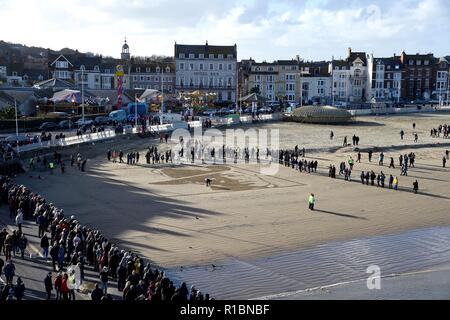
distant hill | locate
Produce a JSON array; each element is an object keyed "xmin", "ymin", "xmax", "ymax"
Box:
[{"xmin": 0, "ymin": 40, "xmax": 87, "ymax": 64}]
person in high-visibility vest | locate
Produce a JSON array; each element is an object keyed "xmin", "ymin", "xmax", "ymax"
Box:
[
  {"xmin": 393, "ymin": 176, "xmax": 399, "ymax": 190},
  {"xmin": 308, "ymin": 193, "xmax": 316, "ymax": 211},
  {"xmin": 49, "ymin": 162, "xmax": 54, "ymax": 175}
]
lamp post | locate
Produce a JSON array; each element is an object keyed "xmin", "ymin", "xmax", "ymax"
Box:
[
  {"xmin": 447, "ymin": 71, "xmax": 450, "ymax": 107},
  {"xmin": 81, "ymin": 67, "xmax": 85, "ymax": 122},
  {"xmin": 14, "ymin": 99, "xmax": 19, "ymax": 153}
]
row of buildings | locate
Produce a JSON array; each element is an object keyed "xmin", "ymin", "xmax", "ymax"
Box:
[{"xmin": 1, "ymin": 40, "xmax": 450, "ymax": 107}]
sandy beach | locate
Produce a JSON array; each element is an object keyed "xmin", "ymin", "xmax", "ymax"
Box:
[{"xmin": 14, "ymin": 112, "xmax": 450, "ymax": 298}]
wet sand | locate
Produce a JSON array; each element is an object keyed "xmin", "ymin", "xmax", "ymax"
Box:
[{"xmin": 14, "ymin": 112, "xmax": 450, "ymax": 298}]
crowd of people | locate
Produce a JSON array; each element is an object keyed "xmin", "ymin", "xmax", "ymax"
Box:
[
  {"xmin": 0, "ymin": 175, "xmax": 211, "ymax": 301},
  {"xmin": 430, "ymin": 124, "xmax": 450, "ymax": 139}
]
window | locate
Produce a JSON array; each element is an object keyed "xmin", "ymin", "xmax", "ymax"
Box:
[
  {"xmin": 133, "ymin": 76, "xmax": 137, "ymax": 81},
  {"xmin": 219, "ymin": 64, "xmax": 223, "ymax": 71},
  {"xmin": 268, "ymin": 67, "xmax": 274, "ymax": 71},
  {"xmin": 136, "ymin": 67, "xmax": 141, "ymax": 73},
  {"xmin": 180, "ymin": 63, "xmax": 184, "ymax": 70},
  {"xmin": 189, "ymin": 63, "xmax": 194, "ymax": 70},
  {"xmin": 354, "ymin": 69, "xmax": 361, "ymax": 77},
  {"xmin": 140, "ymin": 76, "xmax": 144, "ymax": 81},
  {"xmin": 417, "ymin": 60, "xmax": 422, "ymax": 66},
  {"xmin": 209, "ymin": 54, "xmax": 214, "ymax": 59},
  {"xmin": 424, "ymin": 60, "xmax": 429, "ymax": 65},
  {"xmin": 179, "ymin": 53, "xmax": 185, "ymax": 58},
  {"xmin": 80, "ymin": 65, "xmax": 85, "ymax": 71},
  {"xmin": 409, "ymin": 60, "xmax": 414, "ymax": 65},
  {"xmin": 227, "ymin": 54, "xmax": 233, "ymax": 59},
  {"xmin": 94, "ymin": 65, "xmax": 99, "ymax": 71},
  {"xmin": 56, "ymin": 61, "xmax": 68, "ymax": 68},
  {"xmin": 209, "ymin": 78, "xmax": 213, "ymax": 87},
  {"xmin": 147, "ymin": 76, "xmax": 151, "ymax": 81},
  {"xmin": 199, "ymin": 54, "xmax": 204, "ymax": 59},
  {"xmin": 189, "ymin": 54, "xmax": 195, "ymax": 59},
  {"xmin": 146, "ymin": 67, "xmax": 151, "ymax": 73},
  {"xmin": 166, "ymin": 67, "xmax": 170, "ymax": 73},
  {"xmin": 199, "ymin": 64, "xmax": 204, "ymax": 71},
  {"xmin": 156, "ymin": 67, "xmax": 160, "ymax": 73},
  {"xmin": 318, "ymin": 80, "xmax": 325, "ymax": 86},
  {"xmin": 286, "ymin": 83, "xmax": 295, "ymax": 91},
  {"xmin": 12, "ymin": 71, "xmax": 17, "ymax": 77},
  {"xmin": 228, "ymin": 64, "xmax": 232, "ymax": 71},
  {"xmin": 210, "ymin": 64, "xmax": 214, "ymax": 70},
  {"xmin": 218, "ymin": 54, "xmax": 223, "ymax": 59},
  {"xmin": 286, "ymin": 74, "xmax": 295, "ymax": 81}
]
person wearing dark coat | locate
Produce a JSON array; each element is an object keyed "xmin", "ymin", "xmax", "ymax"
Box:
[
  {"xmin": 14, "ymin": 277, "xmax": 25, "ymax": 300},
  {"xmin": 91, "ymin": 283, "xmax": 104, "ymax": 301},
  {"xmin": 40, "ymin": 234, "xmax": 50, "ymax": 258},
  {"xmin": 44, "ymin": 272, "xmax": 53, "ymax": 300},
  {"xmin": 117, "ymin": 264, "xmax": 127, "ymax": 291},
  {"xmin": 50, "ymin": 243, "xmax": 59, "ymax": 271}
]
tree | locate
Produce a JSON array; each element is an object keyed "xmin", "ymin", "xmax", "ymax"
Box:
[{"xmin": 0, "ymin": 106, "xmax": 20, "ymax": 120}]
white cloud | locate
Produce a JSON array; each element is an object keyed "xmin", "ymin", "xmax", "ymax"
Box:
[{"xmin": 0, "ymin": 0, "xmax": 448, "ymax": 61}]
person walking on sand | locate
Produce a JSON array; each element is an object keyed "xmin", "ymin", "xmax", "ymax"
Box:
[
  {"xmin": 414, "ymin": 133, "xmax": 418, "ymax": 143},
  {"xmin": 413, "ymin": 180, "xmax": 419, "ymax": 194},
  {"xmin": 308, "ymin": 193, "xmax": 316, "ymax": 211},
  {"xmin": 389, "ymin": 157, "xmax": 395, "ymax": 169},
  {"xmin": 379, "ymin": 152, "xmax": 384, "ymax": 166},
  {"xmin": 400, "ymin": 129, "xmax": 405, "ymax": 140},
  {"xmin": 330, "ymin": 131, "xmax": 334, "ymax": 140},
  {"xmin": 393, "ymin": 176, "xmax": 399, "ymax": 190},
  {"xmin": 389, "ymin": 174, "xmax": 394, "ymax": 189},
  {"xmin": 443, "ymin": 156, "xmax": 447, "ymax": 168},
  {"xmin": 343, "ymin": 136, "xmax": 347, "ymax": 147}
]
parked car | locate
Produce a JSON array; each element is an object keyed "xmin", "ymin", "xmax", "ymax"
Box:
[
  {"xmin": 258, "ymin": 107, "xmax": 273, "ymax": 114},
  {"xmin": 76, "ymin": 118, "xmax": 94, "ymax": 126},
  {"xmin": 39, "ymin": 122, "xmax": 59, "ymax": 131},
  {"xmin": 58, "ymin": 120, "xmax": 74, "ymax": 129},
  {"xmin": 127, "ymin": 114, "xmax": 141, "ymax": 122},
  {"xmin": 48, "ymin": 112, "xmax": 69, "ymax": 118},
  {"xmin": 94, "ymin": 116, "xmax": 111, "ymax": 125},
  {"xmin": 109, "ymin": 110, "xmax": 127, "ymax": 123}
]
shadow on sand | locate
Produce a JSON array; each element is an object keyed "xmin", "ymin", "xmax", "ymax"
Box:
[{"xmin": 314, "ymin": 209, "xmax": 368, "ymax": 220}]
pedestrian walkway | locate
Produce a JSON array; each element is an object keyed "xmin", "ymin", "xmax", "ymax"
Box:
[{"xmin": 0, "ymin": 211, "xmax": 122, "ymax": 300}]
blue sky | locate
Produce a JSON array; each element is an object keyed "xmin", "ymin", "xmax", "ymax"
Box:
[{"xmin": 0, "ymin": 0, "xmax": 449, "ymax": 61}]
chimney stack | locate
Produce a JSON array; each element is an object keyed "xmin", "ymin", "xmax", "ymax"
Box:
[{"xmin": 348, "ymin": 47, "xmax": 352, "ymax": 57}]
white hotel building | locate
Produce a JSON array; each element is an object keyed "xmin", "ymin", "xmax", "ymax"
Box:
[{"xmin": 175, "ymin": 41, "xmax": 237, "ymax": 103}]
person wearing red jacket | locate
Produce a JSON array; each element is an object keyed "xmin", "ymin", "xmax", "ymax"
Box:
[
  {"xmin": 54, "ymin": 272, "xmax": 62, "ymax": 300},
  {"xmin": 61, "ymin": 273, "xmax": 70, "ymax": 300}
]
